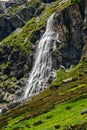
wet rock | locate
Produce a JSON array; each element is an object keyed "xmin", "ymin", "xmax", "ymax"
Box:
[
  {"xmin": 15, "ymin": 89, "xmax": 23, "ymax": 97},
  {"xmin": 47, "ymin": 76, "xmax": 54, "ymax": 83}
]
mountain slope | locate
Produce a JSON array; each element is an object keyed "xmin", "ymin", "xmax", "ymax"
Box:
[
  {"xmin": 0, "ymin": 0, "xmax": 71, "ymax": 105},
  {"xmin": 0, "ymin": 0, "xmax": 87, "ymax": 130}
]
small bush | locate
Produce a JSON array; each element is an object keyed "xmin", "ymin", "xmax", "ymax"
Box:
[
  {"xmin": 46, "ymin": 115, "xmax": 53, "ymax": 119},
  {"xmin": 33, "ymin": 120, "xmax": 43, "ymax": 126},
  {"xmin": 65, "ymin": 105, "xmax": 72, "ymax": 110},
  {"xmin": 26, "ymin": 124, "xmax": 30, "ymax": 128},
  {"xmin": 54, "ymin": 124, "xmax": 60, "ymax": 129}
]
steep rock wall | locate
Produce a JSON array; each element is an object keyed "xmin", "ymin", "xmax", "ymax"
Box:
[
  {"xmin": 0, "ymin": 1, "xmax": 42, "ymax": 41},
  {"xmin": 52, "ymin": 0, "xmax": 86, "ymax": 68}
]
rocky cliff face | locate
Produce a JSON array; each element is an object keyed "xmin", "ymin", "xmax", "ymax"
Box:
[
  {"xmin": 0, "ymin": 0, "xmax": 43, "ymax": 40},
  {"xmin": 52, "ymin": 0, "xmax": 86, "ymax": 68}
]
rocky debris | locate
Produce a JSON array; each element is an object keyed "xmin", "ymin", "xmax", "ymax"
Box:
[
  {"xmin": 17, "ymin": 78, "xmax": 27, "ymax": 87},
  {"xmin": 15, "ymin": 89, "xmax": 23, "ymax": 97},
  {"xmin": 7, "ymin": 101, "xmax": 20, "ymax": 109},
  {"xmin": 62, "ymin": 78, "xmax": 73, "ymax": 84},
  {"xmin": 81, "ymin": 109, "xmax": 87, "ymax": 115},
  {"xmin": 7, "ymin": 87, "xmax": 15, "ymax": 94},
  {"xmin": 0, "ymin": 101, "xmax": 21, "ymax": 114},
  {"xmin": 3, "ymin": 92, "xmax": 14, "ymax": 102},
  {"xmin": 0, "ymin": 107, "xmax": 8, "ymax": 114}
]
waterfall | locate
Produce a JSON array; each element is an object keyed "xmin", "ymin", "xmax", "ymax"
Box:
[{"xmin": 24, "ymin": 13, "xmax": 60, "ymax": 99}]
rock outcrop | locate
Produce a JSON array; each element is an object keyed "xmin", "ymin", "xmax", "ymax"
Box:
[
  {"xmin": 0, "ymin": 0, "xmax": 42, "ymax": 40},
  {"xmin": 52, "ymin": 0, "xmax": 86, "ymax": 68}
]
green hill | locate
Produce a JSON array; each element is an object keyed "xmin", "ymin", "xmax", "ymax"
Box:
[{"xmin": 0, "ymin": 0, "xmax": 87, "ymax": 129}]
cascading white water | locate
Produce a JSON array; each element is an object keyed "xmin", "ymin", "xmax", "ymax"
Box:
[{"xmin": 24, "ymin": 13, "xmax": 60, "ymax": 99}]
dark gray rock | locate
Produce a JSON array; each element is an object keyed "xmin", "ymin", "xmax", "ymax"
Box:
[
  {"xmin": 15, "ymin": 89, "xmax": 23, "ymax": 97},
  {"xmin": 53, "ymin": 1, "xmax": 85, "ymax": 68},
  {"xmin": 1, "ymin": 107, "xmax": 8, "ymax": 113},
  {"xmin": 7, "ymin": 88, "xmax": 15, "ymax": 94},
  {"xmin": 0, "ymin": 0, "xmax": 41, "ymax": 41},
  {"xmin": 7, "ymin": 101, "xmax": 20, "ymax": 109}
]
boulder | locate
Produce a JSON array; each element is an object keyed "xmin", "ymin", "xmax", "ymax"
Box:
[
  {"xmin": 81, "ymin": 109, "xmax": 87, "ymax": 115},
  {"xmin": 1, "ymin": 107, "xmax": 8, "ymax": 113},
  {"xmin": 7, "ymin": 101, "xmax": 20, "ymax": 109},
  {"xmin": 15, "ymin": 89, "xmax": 23, "ymax": 97},
  {"xmin": 62, "ymin": 78, "xmax": 72, "ymax": 83}
]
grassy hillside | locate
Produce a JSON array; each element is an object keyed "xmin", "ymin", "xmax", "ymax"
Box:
[
  {"xmin": 0, "ymin": 0, "xmax": 87, "ymax": 130},
  {"xmin": 0, "ymin": 55, "xmax": 87, "ymax": 130}
]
